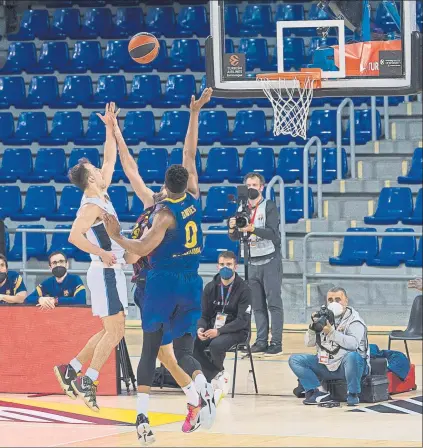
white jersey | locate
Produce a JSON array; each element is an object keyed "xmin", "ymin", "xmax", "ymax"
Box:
[{"xmin": 77, "ymin": 195, "xmax": 126, "ymax": 264}]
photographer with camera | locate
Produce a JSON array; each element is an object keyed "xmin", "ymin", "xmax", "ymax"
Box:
[
  {"xmin": 228, "ymin": 173, "xmax": 283, "ymax": 356},
  {"xmin": 289, "ymin": 287, "xmax": 370, "ymax": 406}
]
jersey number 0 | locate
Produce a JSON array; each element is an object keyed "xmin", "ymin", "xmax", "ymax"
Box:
[{"xmin": 185, "ymin": 221, "xmax": 198, "ymax": 249}]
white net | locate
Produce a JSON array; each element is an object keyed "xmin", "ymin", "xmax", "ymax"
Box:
[{"xmin": 257, "ymin": 75, "xmax": 316, "ymax": 140}]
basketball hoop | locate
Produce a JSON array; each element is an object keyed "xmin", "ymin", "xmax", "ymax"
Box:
[{"xmin": 257, "ymin": 69, "xmax": 322, "ymax": 140}]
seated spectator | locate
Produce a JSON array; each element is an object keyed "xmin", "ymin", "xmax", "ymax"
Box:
[
  {"xmin": 194, "ymin": 251, "xmax": 252, "ymax": 396},
  {"xmin": 0, "ymin": 253, "xmax": 27, "ymax": 304},
  {"xmin": 26, "ymin": 251, "xmax": 86, "ymax": 308},
  {"xmin": 289, "ymin": 287, "xmax": 370, "ymax": 407}
]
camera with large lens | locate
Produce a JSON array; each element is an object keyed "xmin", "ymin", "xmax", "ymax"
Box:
[
  {"xmin": 235, "ymin": 211, "xmax": 249, "ymax": 229},
  {"xmin": 310, "ymin": 305, "xmax": 335, "ymax": 333}
]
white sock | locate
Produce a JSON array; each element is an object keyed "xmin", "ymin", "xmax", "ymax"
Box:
[
  {"xmin": 86, "ymin": 368, "xmax": 99, "ymax": 382},
  {"xmin": 69, "ymin": 358, "xmax": 82, "ymax": 372},
  {"xmin": 318, "ymin": 385, "xmax": 328, "ymax": 393},
  {"xmin": 137, "ymin": 393, "xmax": 150, "ymax": 416},
  {"xmin": 182, "ymin": 381, "xmax": 199, "ymax": 406},
  {"xmin": 194, "ymin": 373, "xmax": 207, "ymax": 393}
]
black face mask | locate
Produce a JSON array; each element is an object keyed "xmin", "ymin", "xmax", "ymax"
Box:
[
  {"xmin": 0, "ymin": 272, "xmax": 7, "ymax": 283},
  {"xmin": 52, "ymin": 266, "xmax": 67, "ymax": 278},
  {"xmin": 248, "ymin": 188, "xmax": 260, "ymax": 200}
]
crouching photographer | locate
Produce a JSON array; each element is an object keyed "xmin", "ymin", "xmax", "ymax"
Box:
[{"xmin": 289, "ymin": 287, "xmax": 370, "ymax": 406}]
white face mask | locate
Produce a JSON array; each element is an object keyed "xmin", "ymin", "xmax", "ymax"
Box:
[{"xmin": 328, "ymin": 302, "xmax": 344, "ymax": 318}]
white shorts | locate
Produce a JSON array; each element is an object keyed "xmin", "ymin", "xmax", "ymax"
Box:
[{"xmin": 87, "ymin": 263, "xmax": 128, "ymax": 318}]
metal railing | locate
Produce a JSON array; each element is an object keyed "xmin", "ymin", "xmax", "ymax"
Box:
[
  {"xmin": 371, "ymin": 96, "xmax": 378, "ymax": 141},
  {"xmin": 266, "ymin": 175, "xmax": 286, "ymax": 259},
  {"xmin": 383, "ymin": 96, "xmax": 390, "ymax": 140},
  {"xmin": 336, "ymin": 98, "xmax": 356, "ymax": 179},
  {"xmin": 303, "ymin": 136, "xmax": 323, "ymax": 220},
  {"xmin": 302, "ymin": 231, "xmax": 422, "ymax": 310}
]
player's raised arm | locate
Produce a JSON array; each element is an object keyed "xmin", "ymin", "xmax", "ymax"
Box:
[
  {"xmin": 183, "ymin": 87, "xmax": 213, "ymax": 200},
  {"xmin": 112, "ymin": 116, "xmax": 156, "ymax": 208}
]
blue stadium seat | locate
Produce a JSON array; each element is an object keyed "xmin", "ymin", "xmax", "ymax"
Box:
[
  {"xmin": 405, "ymin": 237, "xmax": 422, "ymax": 268},
  {"xmin": 169, "ymin": 147, "xmax": 202, "ymax": 176},
  {"xmin": 4, "ymin": 112, "xmax": 48, "ymax": 145},
  {"xmin": 284, "ymin": 38, "xmax": 306, "ymax": 70},
  {"xmin": 277, "ymin": 147, "xmax": 308, "ymax": 183},
  {"xmin": 285, "ymin": 186, "xmax": 314, "ymax": 223},
  {"xmin": 94, "ymin": 40, "xmax": 132, "ymax": 73},
  {"xmin": 0, "ymin": 148, "xmax": 32, "ymax": 183},
  {"xmin": 200, "ymin": 147, "xmax": 240, "ymax": 183},
  {"xmin": 238, "ymin": 38, "xmax": 269, "ymax": 71},
  {"xmin": 145, "ymin": 6, "xmax": 176, "ymax": 37},
  {"xmin": 238, "ymin": 147, "xmax": 276, "ymax": 183},
  {"xmin": 74, "ymin": 111, "xmax": 106, "ymax": 145},
  {"xmin": 305, "ymin": 3, "xmax": 332, "ymax": 35},
  {"xmin": 203, "ymin": 186, "xmax": 238, "ymax": 223},
  {"xmin": 112, "ymin": 147, "xmax": 134, "ymax": 183},
  {"xmin": 0, "ymin": 186, "xmax": 22, "ymax": 219},
  {"xmin": 121, "ymin": 75, "xmax": 161, "ymax": 108},
  {"xmin": 123, "ymin": 40, "xmax": 169, "ymax": 72},
  {"xmin": 222, "ymin": 110, "xmax": 267, "ymax": 145},
  {"xmin": 30, "ymin": 41, "xmax": 70, "ymax": 74},
  {"xmin": 154, "ymin": 74, "xmax": 196, "ymax": 108},
  {"xmin": 309, "ymin": 147, "xmax": 348, "ymax": 184},
  {"xmin": 25, "ymin": 76, "xmax": 60, "ymax": 109},
  {"xmin": 56, "ymin": 75, "xmax": 93, "ymax": 108},
  {"xmin": 122, "ymin": 111, "xmax": 155, "ymax": 144},
  {"xmin": 46, "ymin": 186, "xmax": 83, "ymax": 221},
  {"xmin": 85, "ymin": 75, "xmax": 127, "ymax": 107},
  {"xmin": 329, "ymin": 228, "xmax": 379, "ymax": 266},
  {"xmin": 55, "ymin": 147, "xmax": 100, "ymax": 182},
  {"xmin": 364, "ymin": 187, "xmax": 413, "ymax": 225},
  {"xmin": 120, "ymin": 194, "xmax": 144, "ymax": 222},
  {"xmin": 165, "ymin": 39, "xmax": 205, "ymax": 72},
  {"xmin": 107, "ymin": 186, "xmax": 129, "ymax": 219},
  {"xmin": 343, "ymin": 109, "xmax": 381, "ymax": 145},
  {"xmin": 199, "ymin": 76, "xmax": 218, "ymax": 108},
  {"xmin": 240, "ymin": 5, "xmax": 273, "ymax": 37},
  {"xmin": 39, "ymin": 111, "xmax": 83, "ymax": 145},
  {"xmin": 403, "ymin": 189, "xmax": 423, "ymax": 225},
  {"xmin": 48, "ymin": 8, "xmax": 81, "ymax": 39},
  {"xmin": 398, "ymin": 148, "xmax": 423, "ymax": 184},
  {"xmin": 308, "ymin": 37, "xmax": 339, "ymax": 63},
  {"xmin": 8, "ymin": 225, "xmax": 48, "ymax": 261},
  {"xmin": 225, "ymin": 5, "xmax": 240, "ymax": 37},
  {"xmin": 0, "ymin": 42, "xmax": 38, "ymax": 74},
  {"xmin": 11, "ymin": 186, "xmax": 57, "ymax": 221},
  {"xmin": 275, "ymin": 4, "xmax": 305, "ymax": 36},
  {"xmin": 8, "ymin": 9, "xmax": 50, "ymax": 40},
  {"xmin": 0, "ymin": 113, "xmax": 15, "ymax": 142},
  {"xmin": 307, "ymin": 110, "xmax": 337, "ymax": 144},
  {"xmin": 198, "ymin": 111, "xmax": 229, "ymax": 145},
  {"xmin": 147, "ymin": 111, "xmax": 189, "ymax": 145},
  {"xmin": 201, "ymin": 226, "xmax": 239, "ymax": 263},
  {"xmin": 21, "ymin": 148, "xmax": 67, "ymax": 183},
  {"xmin": 176, "ymin": 6, "xmax": 209, "ymax": 37},
  {"xmin": 79, "ymin": 8, "xmax": 113, "ymax": 38},
  {"xmin": 367, "ymin": 228, "xmax": 416, "ymax": 267},
  {"xmin": 0, "ymin": 76, "xmax": 26, "ymax": 109},
  {"xmin": 258, "ymin": 118, "xmax": 300, "ymax": 146},
  {"xmin": 68, "ymin": 41, "xmax": 103, "ymax": 73},
  {"xmin": 48, "ymin": 225, "xmax": 77, "ymax": 258},
  {"xmin": 137, "ymin": 148, "xmax": 168, "ymax": 183},
  {"xmin": 109, "ymin": 7, "xmax": 144, "ymax": 38},
  {"xmin": 375, "ymin": 2, "xmax": 400, "ymax": 33}
]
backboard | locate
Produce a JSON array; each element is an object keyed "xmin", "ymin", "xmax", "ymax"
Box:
[{"xmin": 205, "ymin": 0, "xmax": 422, "ymax": 98}]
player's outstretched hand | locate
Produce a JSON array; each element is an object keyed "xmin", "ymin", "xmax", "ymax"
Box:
[
  {"xmin": 190, "ymin": 87, "xmax": 213, "ymax": 113},
  {"xmin": 102, "ymin": 212, "xmax": 122, "ymax": 240},
  {"xmin": 97, "ymin": 102, "xmax": 121, "ymax": 129}
]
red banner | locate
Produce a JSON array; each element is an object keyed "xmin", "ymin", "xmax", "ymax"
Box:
[{"xmin": 0, "ymin": 306, "xmax": 118, "ymax": 395}]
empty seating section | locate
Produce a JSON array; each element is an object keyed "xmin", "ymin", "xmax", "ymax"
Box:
[{"xmin": 398, "ymin": 148, "xmax": 423, "ymax": 184}]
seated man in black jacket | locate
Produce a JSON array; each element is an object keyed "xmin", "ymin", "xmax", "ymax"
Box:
[{"xmin": 194, "ymin": 251, "xmax": 252, "ymax": 396}]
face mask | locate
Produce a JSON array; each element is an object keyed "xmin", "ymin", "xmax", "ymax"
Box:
[
  {"xmin": 248, "ymin": 188, "xmax": 260, "ymax": 200},
  {"xmin": 0, "ymin": 272, "xmax": 7, "ymax": 283},
  {"xmin": 219, "ymin": 267, "xmax": 234, "ymax": 280},
  {"xmin": 52, "ymin": 266, "xmax": 67, "ymax": 278},
  {"xmin": 328, "ymin": 302, "xmax": 344, "ymax": 318}
]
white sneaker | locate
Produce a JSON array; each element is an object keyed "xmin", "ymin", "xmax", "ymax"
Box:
[
  {"xmin": 198, "ymin": 381, "xmax": 216, "ymax": 430},
  {"xmin": 217, "ymin": 371, "xmax": 231, "ymax": 397}
]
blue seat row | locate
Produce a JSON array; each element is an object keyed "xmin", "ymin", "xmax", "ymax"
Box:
[
  {"xmin": 0, "ymin": 39, "xmax": 205, "ymax": 74},
  {"xmin": 330, "ymin": 228, "xmax": 422, "ymax": 268},
  {"xmin": 364, "ymin": 188, "xmax": 422, "ymax": 225},
  {"xmin": 398, "ymin": 147, "xmax": 423, "ymax": 185},
  {"xmin": 0, "ymin": 109, "xmax": 379, "ymax": 146}
]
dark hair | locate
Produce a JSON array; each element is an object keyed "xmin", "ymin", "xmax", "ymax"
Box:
[
  {"xmin": 68, "ymin": 158, "xmax": 91, "ymax": 191},
  {"xmin": 165, "ymin": 164, "xmax": 189, "ymax": 194},
  {"xmin": 0, "ymin": 254, "xmax": 8, "ymax": 268},
  {"xmin": 328, "ymin": 286, "xmax": 348, "ymax": 298},
  {"xmin": 244, "ymin": 172, "xmax": 265, "ymax": 186},
  {"xmin": 48, "ymin": 251, "xmax": 68, "ymax": 266},
  {"xmin": 218, "ymin": 251, "xmax": 237, "ymax": 263}
]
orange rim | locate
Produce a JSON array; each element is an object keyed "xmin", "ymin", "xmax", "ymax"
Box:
[{"xmin": 256, "ymin": 68, "xmax": 322, "ymax": 89}]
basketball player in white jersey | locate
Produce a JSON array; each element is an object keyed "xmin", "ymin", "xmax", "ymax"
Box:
[{"xmin": 53, "ymin": 103, "xmax": 130, "ymax": 412}]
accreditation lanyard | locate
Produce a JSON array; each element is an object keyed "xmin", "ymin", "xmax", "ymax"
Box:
[
  {"xmin": 220, "ymin": 282, "xmax": 234, "ymax": 314},
  {"xmin": 249, "ymin": 199, "xmax": 263, "ymax": 225}
]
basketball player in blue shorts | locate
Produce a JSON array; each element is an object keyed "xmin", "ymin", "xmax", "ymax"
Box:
[{"xmin": 103, "ymin": 90, "xmax": 216, "ymax": 445}]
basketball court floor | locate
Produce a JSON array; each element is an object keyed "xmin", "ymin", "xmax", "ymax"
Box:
[{"xmin": 1, "ymin": 330, "xmax": 421, "ymax": 447}]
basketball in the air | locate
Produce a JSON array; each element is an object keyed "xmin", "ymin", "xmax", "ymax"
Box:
[{"xmin": 128, "ymin": 32, "xmax": 160, "ymax": 64}]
